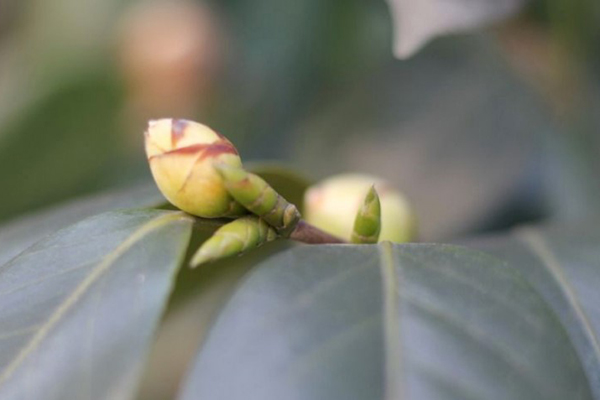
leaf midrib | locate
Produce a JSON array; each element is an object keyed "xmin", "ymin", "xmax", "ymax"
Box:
[
  {"xmin": 0, "ymin": 211, "xmax": 189, "ymax": 387},
  {"xmin": 378, "ymin": 242, "xmax": 404, "ymax": 400}
]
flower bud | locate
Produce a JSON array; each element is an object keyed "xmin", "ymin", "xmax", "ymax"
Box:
[
  {"xmin": 145, "ymin": 118, "xmax": 246, "ymax": 218},
  {"xmin": 304, "ymin": 174, "xmax": 417, "ymax": 243},
  {"xmin": 190, "ymin": 216, "xmax": 277, "ymax": 267},
  {"xmin": 214, "ymin": 163, "xmax": 301, "ymax": 237},
  {"xmin": 351, "ymin": 186, "xmax": 381, "ymax": 244}
]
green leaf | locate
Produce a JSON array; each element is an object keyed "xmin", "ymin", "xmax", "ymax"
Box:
[
  {"xmin": 137, "ymin": 239, "xmax": 294, "ymax": 400},
  {"xmin": 0, "ymin": 183, "xmax": 162, "ymax": 266},
  {"xmin": 0, "ymin": 73, "xmax": 129, "ymax": 223},
  {"xmin": 470, "ymin": 220, "xmax": 600, "ymax": 397},
  {"xmin": 179, "ymin": 243, "xmax": 592, "ymax": 400},
  {"xmin": 0, "ymin": 209, "xmax": 192, "ymax": 400}
]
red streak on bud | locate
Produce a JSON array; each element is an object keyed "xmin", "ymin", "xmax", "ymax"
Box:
[
  {"xmin": 148, "ymin": 141, "xmax": 238, "ymax": 161},
  {"xmin": 198, "ymin": 142, "xmax": 239, "ymax": 160},
  {"xmin": 171, "ymin": 119, "xmax": 188, "ymax": 147}
]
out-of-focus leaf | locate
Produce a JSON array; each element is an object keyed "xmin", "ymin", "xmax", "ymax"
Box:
[
  {"xmin": 0, "ymin": 74, "xmax": 136, "ymax": 223},
  {"xmin": 179, "ymin": 242, "xmax": 592, "ymax": 400},
  {"xmin": 292, "ymin": 36, "xmax": 553, "ymax": 240},
  {"xmin": 0, "ymin": 182, "xmax": 162, "ymax": 266},
  {"xmin": 0, "ymin": 209, "xmax": 192, "ymax": 400},
  {"xmin": 0, "ymin": 0, "xmax": 158, "ymax": 222},
  {"xmin": 1, "ymin": 0, "xmax": 129, "ymax": 94},
  {"xmin": 386, "ymin": 0, "xmax": 527, "ymax": 58},
  {"xmin": 248, "ymin": 163, "xmax": 312, "ymax": 211},
  {"xmin": 214, "ymin": 0, "xmax": 392, "ymax": 160}
]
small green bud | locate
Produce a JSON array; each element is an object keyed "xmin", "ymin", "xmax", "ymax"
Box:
[
  {"xmin": 214, "ymin": 163, "xmax": 301, "ymax": 237},
  {"xmin": 190, "ymin": 216, "xmax": 277, "ymax": 267},
  {"xmin": 351, "ymin": 186, "xmax": 381, "ymax": 244},
  {"xmin": 304, "ymin": 173, "xmax": 417, "ymax": 243}
]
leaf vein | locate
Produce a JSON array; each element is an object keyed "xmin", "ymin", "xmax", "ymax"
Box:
[
  {"xmin": 378, "ymin": 242, "xmax": 404, "ymax": 400},
  {"xmin": 404, "ymin": 292, "xmax": 551, "ymax": 398},
  {"xmin": 517, "ymin": 229, "xmax": 600, "ymax": 385},
  {"xmin": 0, "ymin": 326, "xmax": 40, "ymax": 342},
  {"xmin": 0, "ymin": 212, "xmax": 188, "ymax": 387}
]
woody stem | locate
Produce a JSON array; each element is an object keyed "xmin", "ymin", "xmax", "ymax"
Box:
[{"xmin": 289, "ymin": 220, "xmax": 347, "ymax": 244}]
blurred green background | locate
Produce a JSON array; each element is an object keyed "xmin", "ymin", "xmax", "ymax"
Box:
[{"xmin": 1, "ymin": 0, "xmax": 600, "ymax": 240}]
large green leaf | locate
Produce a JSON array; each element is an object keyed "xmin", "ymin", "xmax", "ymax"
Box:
[
  {"xmin": 137, "ymin": 239, "xmax": 295, "ymax": 400},
  {"xmin": 179, "ymin": 242, "xmax": 593, "ymax": 400},
  {"xmin": 0, "ymin": 209, "xmax": 192, "ymax": 399},
  {"xmin": 471, "ymin": 220, "xmax": 600, "ymax": 398}
]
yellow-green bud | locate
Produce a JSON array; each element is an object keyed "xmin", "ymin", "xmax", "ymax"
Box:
[
  {"xmin": 145, "ymin": 119, "xmax": 246, "ymax": 218},
  {"xmin": 304, "ymin": 174, "xmax": 417, "ymax": 243},
  {"xmin": 190, "ymin": 216, "xmax": 277, "ymax": 267},
  {"xmin": 351, "ymin": 186, "xmax": 381, "ymax": 244},
  {"xmin": 214, "ymin": 163, "xmax": 301, "ymax": 237}
]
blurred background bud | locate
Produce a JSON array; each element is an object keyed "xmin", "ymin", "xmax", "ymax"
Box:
[
  {"xmin": 304, "ymin": 173, "xmax": 417, "ymax": 243},
  {"xmin": 117, "ymin": 1, "xmax": 225, "ymax": 128}
]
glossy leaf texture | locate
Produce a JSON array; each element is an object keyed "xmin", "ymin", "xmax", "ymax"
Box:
[
  {"xmin": 0, "ymin": 209, "xmax": 193, "ymax": 400},
  {"xmin": 179, "ymin": 242, "xmax": 593, "ymax": 400},
  {"xmin": 0, "ymin": 183, "xmax": 163, "ymax": 266},
  {"xmin": 471, "ymin": 220, "xmax": 600, "ymax": 399},
  {"xmin": 387, "ymin": 0, "xmax": 527, "ymax": 58}
]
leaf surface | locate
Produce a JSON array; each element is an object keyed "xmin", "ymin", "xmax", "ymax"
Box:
[
  {"xmin": 471, "ymin": 220, "xmax": 600, "ymax": 398},
  {"xmin": 0, "ymin": 209, "xmax": 192, "ymax": 400},
  {"xmin": 179, "ymin": 242, "xmax": 592, "ymax": 400},
  {"xmin": 0, "ymin": 183, "xmax": 162, "ymax": 266}
]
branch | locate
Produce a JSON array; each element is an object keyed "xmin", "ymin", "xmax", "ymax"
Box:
[{"xmin": 289, "ymin": 220, "xmax": 346, "ymax": 244}]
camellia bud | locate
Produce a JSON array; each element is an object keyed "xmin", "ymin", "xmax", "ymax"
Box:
[
  {"xmin": 304, "ymin": 174, "xmax": 417, "ymax": 243},
  {"xmin": 145, "ymin": 118, "xmax": 246, "ymax": 218},
  {"xmin": 190, "ymin": 216, "xmax": 277, "ymax": 267}
]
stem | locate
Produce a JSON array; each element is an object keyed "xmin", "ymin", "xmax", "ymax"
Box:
[{"xmin": 289, "ymin": 220, "xmax": 346, "ymax": 244}]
